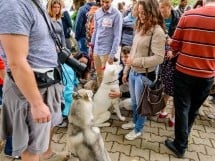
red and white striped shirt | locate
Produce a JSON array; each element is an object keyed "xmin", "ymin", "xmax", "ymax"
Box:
[{"xmin": 171, "ymin": 6, "xmax": 215, "ymax": 78}]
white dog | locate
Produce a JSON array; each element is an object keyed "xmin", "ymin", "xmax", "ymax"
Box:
[
  {"xmin": 93, "ymin": 63, "xmax": 125, "ymax": 127},
  {"xmin": 67, "ymin": 89, "xmax": 111, "ymax": 161}
]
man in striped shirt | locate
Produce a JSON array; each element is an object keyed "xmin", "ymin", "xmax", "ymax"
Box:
[{"xmin": 165, "ymin": 0, "xmax": 215, "ymax": 158}]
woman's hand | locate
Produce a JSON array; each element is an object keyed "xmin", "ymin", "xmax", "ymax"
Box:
[
  {"xmin": 166, "ymin": 50, "xmax": 174, "ymax": 60},
  {"xmin": 109, "ymin": 89, "xmax": 121, "ymax": 99}
]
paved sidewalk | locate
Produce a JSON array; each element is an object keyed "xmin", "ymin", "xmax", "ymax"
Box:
[{"xmin": 0, "ymin": 98, "xmax": 215, "ymax": 161}]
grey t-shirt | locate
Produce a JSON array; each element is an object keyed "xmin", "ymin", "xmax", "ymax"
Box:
[{"xmin": 0, "ymin": 0, "xmax": 58, "ymax": 69}]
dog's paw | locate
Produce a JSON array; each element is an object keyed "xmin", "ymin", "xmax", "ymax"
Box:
[{"xmin": 119, "ymin": 116, "xmax": 126, "ymax": 121}]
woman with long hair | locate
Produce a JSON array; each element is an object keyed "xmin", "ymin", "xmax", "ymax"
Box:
[{"xmin": 122, "ymin": 0, "xmax": 166, "ymax": 140}]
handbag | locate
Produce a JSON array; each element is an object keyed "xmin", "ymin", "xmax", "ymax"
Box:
[
  {"xmin": 137, "ymin": 29, "xmax": 166, "ymax": 116},
  {"xmin": 137, "ymin": 73, "xmax": 166, "ymax": 116}
]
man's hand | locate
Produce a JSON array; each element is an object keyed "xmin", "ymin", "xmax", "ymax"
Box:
[
  {"xmin": 31, "ymin": 103, "xmax": 51, "ymax": 123},
  {"xmin": 109, "ymin": 89, "xmax": 121, "ymax": 99},
  {"xmin": 107, "ymin": 57, "xmax": 114, "ymax": 64}
]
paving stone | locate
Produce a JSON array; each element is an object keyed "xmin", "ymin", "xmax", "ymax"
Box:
[
  {"xmin": 190, "ymin": 129, "xmax": 200, "ymax": 138},
  {"xmin": 185, "ymin": 151, "xmax": 199, "ymax": 161},
  {"xmin": 117, "ymin": 128, "xmax": 131, "ymax": 135},
  {"xmin": 105, "ymin": 141, "xmax": 113, "ymax": 151},
  {"xmin": 139, "ymin": 157, "xmax": 148, "ymax": 161},
  {"xmin": 150, "ymin": 150, "xmax": 170, "ymax": 161},
  {"xmin": 130, "ymin": 146, "xmax": 150, "ymax": 160},
  {"xmin": 205, "ymin": 126, "xmax": 215, "ymax": 134},
  {"xmin": 205, "ymin": 146, "xmax": 215, "ymax": 156},
  {"xmin": 199, "ymin": 132, "xmax": 215, "ymax": 141},
  {"xmin": 0, "ymin": 156, "xmax": 14, "ymax": 161},
  {"xmin": 192, "ymin": 124, "xmax": 206, "ymax": 132},
  {"xmin": 106, "ymin": 133, "xmax": 124, "ymax": 143},
  {"xmin": 124, "ymin": 137, "xmax": 142, "ymax": 148},
  {"xmin": 141, "ymin": 140, "xmax": 159, "ymax": 153},
  {"xmin": 101, "ymin": 132, "xmax": 107, "ymax": 139},
  {"xmin": 188, "ymin": 144, "xmax": 206, "ymax": 154},
  {"xmin": 119, "ymin": 153, "xmax": 139, "ymax": 161},
  {"xmin": 193, "ymin": 136, "xmax": 212, "ymax": 147},
  {"xmin": 211, "ymin": 139, "xmax": 215, "ymax": 148},
  {"xmin": 159, "ymin": 129, "xmax": 174, "ymax": 138},
  {"xmin": 160, "ymin": 143, "xmax": 173, "ymax": 154},
  {"xmin": 150, "ymin": 134, "xmax": 167, "ymax": 143},
  {"xmin": 141, "ymin": 132, "xmax": 151, "ymax": 141},
  {"xmin": 112, "ymin": 119, "xmax": 125, "ymax": 127},
  {"xmin": 169, "ymin": 155, "xmax": 189, "ymax": 161},
  {"xmin": 109, "ymin": 152, "xmax": 120, "ymax": 161},
  {"xmin": 111, "ymin": 142, "xmax": 131, "ymax": 155},
  {"xmin": 144, "ymin": 127, "xmax": 159, "ymax": 135},
  {"xmin": 150, "ymin": 122, "xmax": 166, "ymax": 130},
  {"xmin": 101, "ymin": 127, "xmax": 118, "ymax": 134},
  {"xmin": 195, "ymin": 120, "xmax": 211, "ymax": 127},
  {"xmin": 198, "ymin": 152, "xmax": 215, "ymax": 161}
]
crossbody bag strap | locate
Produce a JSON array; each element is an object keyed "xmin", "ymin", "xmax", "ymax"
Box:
[
  {"xmin": 31, "ymin": 0, "xmax": 63, "ymax": 50},
  {"xmin": 145, "ymin": 28, "xmax": 155, "ymax": 77}
]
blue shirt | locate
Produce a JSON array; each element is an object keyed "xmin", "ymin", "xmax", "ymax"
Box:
[{"xmin": 91, "ymin": 6, "xmax": 122, "ymax": 58}]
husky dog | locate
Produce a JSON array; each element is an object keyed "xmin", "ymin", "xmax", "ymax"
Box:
[
  {"xmin": 93, "ymin": 63, "xmax": 125, "ymax": 127},
  {"xmin": 67, "ymin": 89, "xmax": 111, "ymax": 161}
]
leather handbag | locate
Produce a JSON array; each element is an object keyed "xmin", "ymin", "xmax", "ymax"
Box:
[
  {"xmin": 137, "ymin": 28, "xmax": 166, "ymax": 116},
  {"xmin": 137, "ymin": 75, "xmax": 166, "ymax": 116}
]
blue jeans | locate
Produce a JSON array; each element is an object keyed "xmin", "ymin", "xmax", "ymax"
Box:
[
  {"xmin": 173, "ymin": 70, "xmax": 214, "ymax": 153},
  {"xmin": 77, "ymin": 37, "xmax": 88, "ymax": 55},
  {"xmin": 4, "ymin": 136, "xmax": 12, "ymax": 156},
  {"xmin": 129, "ymin": 70, "xmax": 152, "ymax": 133}
]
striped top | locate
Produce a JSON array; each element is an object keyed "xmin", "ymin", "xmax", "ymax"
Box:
[{"xmin": 170, "ymin": 6, "xmax": 215, "ymax": 78}]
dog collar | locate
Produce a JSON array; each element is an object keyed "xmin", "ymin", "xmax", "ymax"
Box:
[{"xmin": 103, "ymin": 79, "xmax": 119, "ymax": 85}]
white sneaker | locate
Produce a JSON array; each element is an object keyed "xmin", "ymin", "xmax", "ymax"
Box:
[
  {"xmin": 121, "ymin": 121, "xmax": 135, "ymax": 130},
  {"xmin": 125, "ymin": 130, "xmax": 141, "ymax": 140}
]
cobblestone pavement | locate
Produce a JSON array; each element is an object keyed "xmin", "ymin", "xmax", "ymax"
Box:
[{"xmin": 0, "ymin": 97, "xmax": 215, "ymax": 161}]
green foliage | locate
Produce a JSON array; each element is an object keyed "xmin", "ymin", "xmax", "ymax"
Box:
[{"xmin": 171, "ymin": 0, "xmax": 196, "ymax": 7}]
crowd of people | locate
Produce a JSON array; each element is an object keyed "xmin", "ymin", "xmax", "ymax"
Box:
[{"xmin": 0, "ymin": 0, "xmax": 214, "ymax": 160}]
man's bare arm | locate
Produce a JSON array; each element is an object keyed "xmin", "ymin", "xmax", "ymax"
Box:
[{"xmin": 0, "ymin": 34, "xmax": 51, "ymax": 123}]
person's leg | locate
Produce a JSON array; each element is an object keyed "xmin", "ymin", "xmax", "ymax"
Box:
[
  {"xmin": 172, "ymin": 71, "xmax": 192, "ymax": 154},
  {"xmin": 188, "ymin": 77, "xmax": 213, "ymax": 133},
  {"xmin": 93, "ymin": 54, "xmax": 103, "ymax": 86},
  {"xmin": 77, "ymin": 37, "xmax": 88, "ymax": 55},
  {"xmin": 41, "ymin": 128, "xmax": 54, "ymax": 159},
  {"xmin": 133, "ymin": 74, "xmax": 149, "ymax": 133}
]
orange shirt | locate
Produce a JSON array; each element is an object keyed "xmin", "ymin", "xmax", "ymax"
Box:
[
  {"xmin": 171, "ymin": 6, "xmax": 215, "ymax": 78},
  {"xmin": 0, "ymin": 57, "xmax": 5, "ymax": 85}
]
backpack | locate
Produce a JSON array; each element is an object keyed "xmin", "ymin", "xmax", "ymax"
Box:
[{"xmin": 86, "ymin": 6, "xmax": 99, "ymax": 43}]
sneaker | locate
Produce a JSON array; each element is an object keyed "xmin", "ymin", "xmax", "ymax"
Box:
[
  {"xmin": 4, "ymin": 154, "xmax": 21, "ymax": 159},
  {"xmin": 208, "ymin": 113, "xmax": 215, "ymax": 119},
  {"xmin": 121, "ymin": 121, "xmax": 135, "ymax": 130},
  {"xmin": 125, "ymin": 130, "xmax": 141, "ymax": 140}
]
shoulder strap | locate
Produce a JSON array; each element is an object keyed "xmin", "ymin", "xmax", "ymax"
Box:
[{"xmin": 146, "ymin": 28, "xmax": 155, "ymax": 76}]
